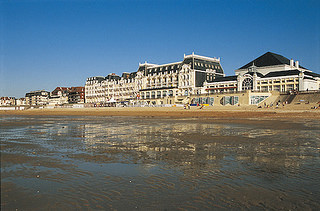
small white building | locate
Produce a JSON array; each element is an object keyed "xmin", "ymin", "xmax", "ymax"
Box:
[
  {"xmin": 0, "ymin": 97, "xmax": 16, "ymax": 106},
  {"xmin": 15, "ymin": 98, "xmax": 26, "ymax": 106}
]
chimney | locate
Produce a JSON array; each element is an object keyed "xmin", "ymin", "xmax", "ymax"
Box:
[
  {"xmin": 295, "ymin": 60, "xmax": 299, "ymax": 68},
  {"xmin": 290, "ymin": 59, "xmax": 294, "ymax": 67}
]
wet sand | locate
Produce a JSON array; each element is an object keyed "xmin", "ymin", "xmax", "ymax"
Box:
[
  {"xmin": 1, "ymin": 103, "xmax": 320, "ymax": 119},
  {"xmin": 1, "ymin": 115, "xmax": 320, "ymax": 210}
]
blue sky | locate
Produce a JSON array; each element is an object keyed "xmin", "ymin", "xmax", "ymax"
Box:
[{"xmin": 1, "ymin": 0, "xmax": 319, "ymax": 98}]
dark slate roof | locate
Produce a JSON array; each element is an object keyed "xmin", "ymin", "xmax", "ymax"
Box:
[
  {"xmin": 137, "ymin": 65, "xmax": 146, "ymax": 73},
  {"xmin": 263, "ymin": 69, "xmax": 300, "ymax": 78},
  {"xmin": 183, "ymin": 58, "xmax": 224, "ymax": 74},
  {"xmin": 304, "ymin": 71, "xmax": 320, "ymax": 78},
  {"xmin": 122, "ymin": 72, "xmax": 136, "ymax": 79},
  {"xmin": 210, "ymin": 69, "xmax": 318, "ymax": 82},
  {"xmin": 129, "ymin": 72, "xmax": 137, "ymax": 79},
  {"xmin": 304, "ymin": 76, "xmax": 316, "ymax": 81},
  {"xmin": 25, "ymin": 90, "xmax": 49, "ymax": 97},
  {"xmin": 87, "ymin": 76, "xmax": 105, "ymax": 82},
  {"xmin": 137, "ymin": 55, "xmax": 224, "ymax": 76},
  {"xmin": 182, "ymin": 57, "xmax": 193, "ymax": 65},
  {"xmin": 239, "ymin": 52, "xmax": 306, "ymax": 69},
  {"xmin": 243, "ymin": 71, "xmax": 264, "ymax": 78},
  {"xmin": 105, "ymin": 74, "xmax": 120, "ymax": 80},
  {"xmin": 211, "ymin": 75, "xmax": 237, "ymax": 82},
  {"xmin": 122, "ymin": 73, "xmax": 130, "ymax": 78},
  {"xmin": 145, "ymin": 63, "xmax": 181, "ymax": 76}
]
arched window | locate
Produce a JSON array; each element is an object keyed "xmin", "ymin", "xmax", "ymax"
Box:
[{"xmin": 242, "ymin": 77, "xmax": 253, "ymax": 90}]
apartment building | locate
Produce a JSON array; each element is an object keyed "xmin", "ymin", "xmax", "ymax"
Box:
[
  {"xmin": 48, "ymin": 87, "xmax": 85, "ymax": 105},
  {"xmin": 68, "ymin": 87, "xmax": 85, "ymax": 104},
  {"xmin": 25, "ymin": 90, "xmax": 50, "ymax": 106}
]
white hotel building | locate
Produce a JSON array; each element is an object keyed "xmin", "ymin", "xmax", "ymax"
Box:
[
  {"xmin": 85, "ymin": 52, "xmax": 320, "ymax": 106},
  {"xmin": 85, "ymin": 53, "xmax": 224, "ymax": 105}
]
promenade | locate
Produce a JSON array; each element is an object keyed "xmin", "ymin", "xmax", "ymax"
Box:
[{"xmin": 1, "ymin": 103, "xmax": 319, "ymax": 120}]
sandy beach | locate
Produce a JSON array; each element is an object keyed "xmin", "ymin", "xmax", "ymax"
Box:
[
  {"xmin": 1, "ymin": 103, "xmax": 319, "ymax": 119},
  {"xmin": 2, "ymin": 113, "xmax": 320, "ymax": 210}
]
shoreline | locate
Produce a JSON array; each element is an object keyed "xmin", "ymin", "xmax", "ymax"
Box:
[{"xmin": 1, "ymin": 105, "xmax": 319, "ymax": 120}]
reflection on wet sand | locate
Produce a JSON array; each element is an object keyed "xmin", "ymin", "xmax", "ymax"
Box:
[{"xmin": 1, "ymin": 116, "xmax": 320, "ymax": 210}]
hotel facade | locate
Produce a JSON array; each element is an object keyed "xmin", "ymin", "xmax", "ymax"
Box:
[
  {"xmin": 85, "ymin": 52, "xmax": 320, "ymax": 106},
  {"xmin": 85, "ymin": 53, "xmax": 224, "ymax": 105}
]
